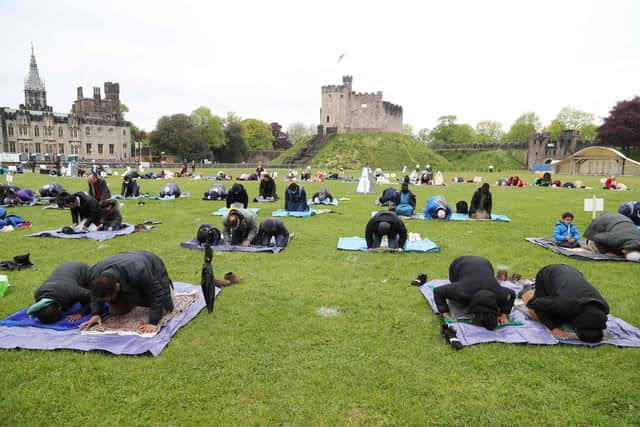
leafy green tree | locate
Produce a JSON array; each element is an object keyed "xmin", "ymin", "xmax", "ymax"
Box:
[
  {"xmin": 416, "ymin": 128, "xmax": 431, "ymax": 144},
  {"xmin": 503, "ymin": 112, "xmax": 542, "ymax": 143},
  {"xmin": 222, "ymin": 121, "xmax": 247, "ymax": 162},
  {"xmin": 190, "ymin": 107, "xmax": 225, "ymax": 146},
  {"xmin": 286, "ymin": 122, "xmax": 315, "ymax": 145},
  {"xmin": 402, "ymin": 124, "xmax": 414, "ymax": 136},
  {"xmin": 475, "ymin": 120, "xmax": 504, "ymax": 143},
  {"xmin": 597, "ymin": 96, "xmax": 640, "ymax": 151},
  {"xmin": 543, "ymin": 106, "xmax": 597, "ymax": 141},
  {"xmin": 429, "ymin": 115, "xmax": 475, "ymax": 144},
  {"xmin": 241, "ymin": 118, "xmax": 273, "ymax": 150},
  {"xmin": 149, "ymin": 114, "xmax": 209, "ymax": 161}
]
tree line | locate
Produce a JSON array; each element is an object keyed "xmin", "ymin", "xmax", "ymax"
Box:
[
  {"xmin": 405, "ymin": 97, "xmax": 640, "ymax": 151},
  {"xmin": 133, "ymin": 96, "xmax": 639, "ymax": 162}
]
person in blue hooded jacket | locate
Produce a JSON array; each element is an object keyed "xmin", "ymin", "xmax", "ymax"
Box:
[
  {"xmin": 424, "ymin": 195, "xmax": 452, "ymax": 219},
  {"xmin": 284, "ymin": 182, "xmax": 308, "ymax": 212},
  {"xmin": 553, "ymin": 212, "xmax": 581, "ymax": 248}
]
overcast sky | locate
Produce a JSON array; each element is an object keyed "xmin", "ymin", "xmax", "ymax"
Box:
[{"xmin": 1, "ymin": 1, "xmax": 638, "ymax": 134}]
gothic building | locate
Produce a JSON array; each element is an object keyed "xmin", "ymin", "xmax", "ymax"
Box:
[
  {"xmin": 0, "ymin": 47, "xmax": 131, "ymax": 161},
  {"xmin": 320, "ymin": 76, "xmax": 403, "ymax": 134}
]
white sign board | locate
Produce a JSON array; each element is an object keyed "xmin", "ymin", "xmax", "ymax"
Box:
[
  {"xmin": 6, "ymin": 174, "xmax": 13, "ymax": 183},
  {"xmin": 584, "ymin": 198, "xmax": 604, "ymax": 212}
]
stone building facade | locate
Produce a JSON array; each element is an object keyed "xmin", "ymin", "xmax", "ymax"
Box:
[
  {"xmin": 0, "ymin": 47, "xmax": 130, "ymax": 162},
  {"xmin": 320, "ymin": 76, "xmax": 403, "ymax": 134},
  {"xmin": 526, "ymin": 130, "xmax": 590, "ymax": 169}
]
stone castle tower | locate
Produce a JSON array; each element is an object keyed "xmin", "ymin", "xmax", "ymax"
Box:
[
  {"xmin": 320, "ymin": 76, "xmax": 403, "ymax": 134},
  {"xmin": 72, "ymin": 82, "xmax": 121, "ymax": 123},
  {"xmin": 21, "ymin": 45, "xmax": 52, "ymax": 112}
]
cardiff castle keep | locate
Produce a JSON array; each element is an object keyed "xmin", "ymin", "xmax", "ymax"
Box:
[{"xmin": 320, "ymin": 76, "xmax": 403, "ymax": 134}]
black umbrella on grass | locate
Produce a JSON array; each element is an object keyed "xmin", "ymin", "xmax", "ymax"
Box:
[{"xmin": 200, "ymin": 244, "xmax": 216, "ymax": 313}]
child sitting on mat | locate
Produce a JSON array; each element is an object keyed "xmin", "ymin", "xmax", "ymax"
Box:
[{"xmin": 553, "ymin": 212, "xmax": 581, "ymax": 248}]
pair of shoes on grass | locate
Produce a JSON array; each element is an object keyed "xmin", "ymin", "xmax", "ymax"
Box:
[
  {"xmin": 215, "ymin": 272, "xmax": 243, "ymax": 287},
  {"xmin": 411, "ymin": 273, "xmax": 428, "ymax": 286}
]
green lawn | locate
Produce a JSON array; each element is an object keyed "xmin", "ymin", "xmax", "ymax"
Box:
[{"xmin": 0, "ymin": 169, "xmax": 639, "ymax": 426}]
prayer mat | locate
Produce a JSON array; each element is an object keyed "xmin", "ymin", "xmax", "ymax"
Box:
[
  {"xmin": 0, "ymin": 282, "xmax": 210, "ymax": 356},
  {"xmin": 420, "ymin": 280, "xmax": 640, "ymax": 347},
  {"xmin": 29, "ymin": 224, "xmax": 136, "ymax": 241},
  {"xmin": 180, "ymin": 237, "xmax": 290, "ymax": 253},
  {"xmin": 0, "ymin": 303, "xmax": 103, "ymax": 331},
  {"xmin": 112, "ymin": 193, "xmax": 150, "ymax": 199},
  {"xmin": 525, "ymin": 237, "xmax": 636, "ymax": 262},
  {"xmin": 212, "ymin": 207, "xmax": 260, "ymax": 216},
  {"xmin": 272, "ymin": 209, "xmax": 323, "ymax": 217},
  {"xmin": 82, "ymin": 291, "xmax": 198, "ymax": 338},
  {"xmin": 337, "ymin": 236, "xmax": 440, "ymax": 253},
  {"xmin": 308, "ymin": 198, "xmax": 339, "ymax": 206},
  {"xmin": 406, "ymin": 212, "xmax": 511, "ymax": 221}
]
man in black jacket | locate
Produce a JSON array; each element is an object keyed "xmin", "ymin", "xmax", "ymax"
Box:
[
  {"xmin": 469, "ymin": 183, "xmax": 492, "ymax": 219},
  {"xmin": 80, "ymin": 251, "xmax": 174, "ymax": 334},
  {"xmin": 27, "ymin": 262, "xmax": 92, "ymax": 323},
  {"xmin": 256, "ymin": 218, "xmax": 290, "ymax": 247},
  {"xmin": 257, "ymin": 174, "xmax": 278, "ymax": 200},
  {"xmin": 521, "ymin": 264, "xmax": 609, "ymax": 342},
  {"xmin": 56, "ymin": 192, "xmax": 101, "ymax": 229},
  {"xmin": 226, "ymin": 183, "xmax": 249, "ymax": 209},
  {"xmin": 365, "ymin": 211, "xmax": 407, "ymax": 250},
  {"xmin": 433, "ymin": 256, "xmax": 515, "ymax": 330}
]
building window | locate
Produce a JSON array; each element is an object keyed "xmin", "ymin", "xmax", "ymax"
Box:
[
  {"xmin": 59, "ymin": 144, "xmax": 65, "ymax": 153},
  {"xmin": 109, "ymin": 144, "xmax": 115, "ymax": 155},
  {"xmin": 86, "ymin": 143, "xmax": 92, "ymax": 154},
  {"xmin": 9, "ymin": 142, "xmax": 16, "ymax": 152},
  {"xmin": 74, "ymin": 128, "xmax": 78, "ymax": 138},
  {"xmin": 109, "ymin": 128, "xmax": 113, "ymax": 133},
  {"xmin": 34, "ymin": 126, "xmax": 40, "ymax": 137},
  {"xmin": 86, "ymin": 127, "xmax": 91, "ymax": 136},
  {"xmin": 326, "ymin": 115, "xmax": 330, "ymax": 123},
  {"xmin": 48, "ymin": 126, "xmax": 53, "ymax": 136},
  {"xmin": 123, "ymin": 143, "xmax": 127, "ymax": 153},
  {"xmin": 35, "ymin": 143, "xmax": 41, "ymax": 153},
  {"xmin": 122, "ymin": 129, "xmax": 126, "ymax": 136},
  {"xmin": 8, "ymin": 125, "xmax": 13, "ymax": 136},
  {"xmin": 19, "ymin": 126, "xmax": 23, "ymax": 136},
  {"xmin": 59, "ymin": 127, "xmax": 63, "ymax": 137},
  {"xmin": 98, "ymin": 144, "xmax": 103, "ymax": 154}
]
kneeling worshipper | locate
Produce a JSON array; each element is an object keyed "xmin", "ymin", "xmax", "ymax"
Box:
[
  {"xmin": 121, "ymin": 170, "xmax": 140, "ymax": 198},
  {"xmin": 284, "ymin": 182, "xmax": 309, "ymax": 212},
  {"xmin": 39, "ymin": 182, "xmax": 65, "ymax": 198},
  {"xmin": 222, "ymin": 208, "xmax": 259, "ymax": 247},
  {"xmin": 80, "ymin": 251, "xmax": 175, "ymax": 334},
  {"xmin": 392, "ymin": 182, "xmax": 416, "ymax": 216},
  {"xmin": 584, "ymin": 212, "xmax": 640, "ymax": 261},
  {"xmin": 27, "ymin": 262, "xmax": 91, "ymax": 323},
  {"xmin": 87, "ymin": 172, "xmax": 111, "ymax": 201},
  {"xmin": 311, "ymin": 187, "xmax": 334, "ymax": 204},
  {"xmin": 519, "ymin": 264, "xmax": 609, "ymax": 341},
  {"xmin": 56, "ymin": 191, "xmax": 101, "ymax": 229},
  {"xmin": 433, "ymin": 256, "xmax": 515, "ymax": 330},
  {"xmin": 618, "ymin": 201, "xmax": 640, "ymax": 226},
  {"xmin": 226, "ymin": 183, "xmax": 249, "ymax": 208},
  {"xmin": 424, "ymin": 195, "xmax": 452, "ymax": 219},
  {"xmin": 468, "ymin": 183, "xmax": 492, "ymax": 219},
  {"xmin": 98, "ymin": 199, "xmax": 123, "ymax": 231},
  {"xmin": 159, "ymin": 182, "xmax": 181, "ymax": 197},
  {"xmin": 256, "ymin": 218, "xmax": 290, "ymax": 247},
  {"xmin": 256, "ymin": 173, "xmax": 279, "ymax": 201},
  {"xmin": 365, "ymin": 211, "xmax": 407, "ymax": 251}
]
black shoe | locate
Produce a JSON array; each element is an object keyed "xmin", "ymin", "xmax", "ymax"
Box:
[{"xmin": 411, "ymin": 273, "xmax": 428, "ymax": 286}]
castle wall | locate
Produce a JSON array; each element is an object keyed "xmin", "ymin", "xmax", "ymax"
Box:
[
  {"xmin": 320, "ymin": 76, "xmax": 402, "ymax": 134},
  {"xmin": 526, "ymin": 130, "xmax": 587, "ymax": 169}
]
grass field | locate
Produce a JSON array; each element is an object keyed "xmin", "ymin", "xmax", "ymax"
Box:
[{"xmin": 1, "ymin": 169, "xmax": 639, "ymax": 426}]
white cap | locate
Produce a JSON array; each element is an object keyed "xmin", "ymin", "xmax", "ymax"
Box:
[{"xmin": 437, "ymin": 209, "xmax": 446, "ymax": 219}]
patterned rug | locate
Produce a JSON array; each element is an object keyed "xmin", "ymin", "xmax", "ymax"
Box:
[{"xmin": 82, "ymin": 291, "xmax": 198, "ymax": 338}]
